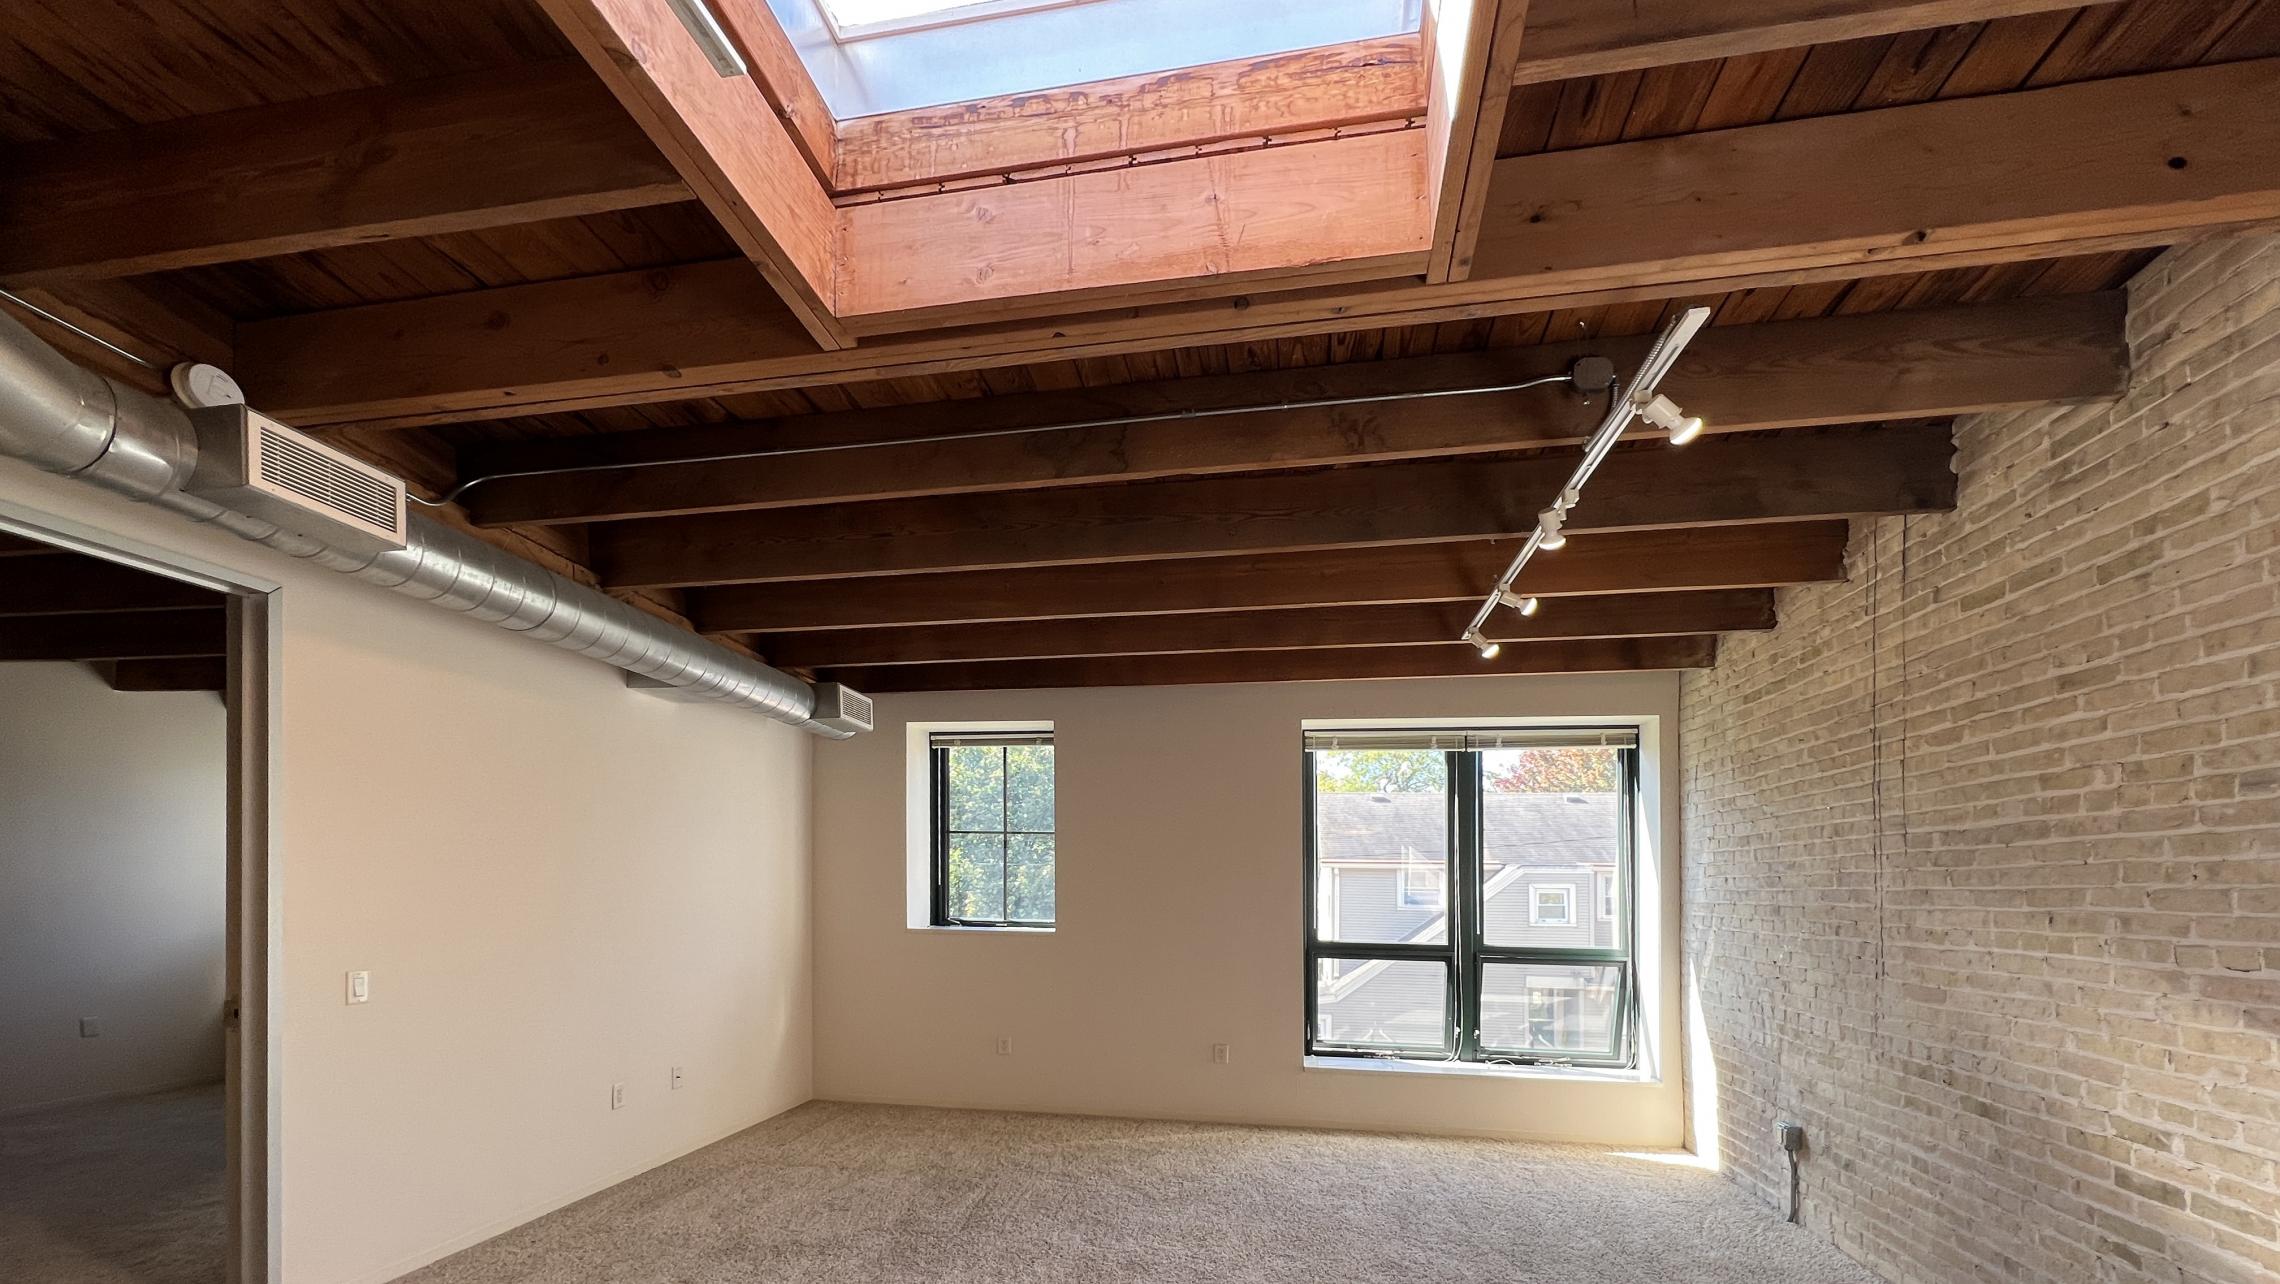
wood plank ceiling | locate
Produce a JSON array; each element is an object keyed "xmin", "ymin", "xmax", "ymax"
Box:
[{"xmin": 3, "ymin": 0, "xmax": 2276, "ymax": 692}]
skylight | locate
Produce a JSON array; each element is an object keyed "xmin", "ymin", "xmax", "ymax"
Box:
[
  {"xmin": 772, "ymin": 0, "xmax": 1421, "ymax": 118},
  {"xmin": 818, "ymin": 0, "xmax": 1081, "ymax": 42}
]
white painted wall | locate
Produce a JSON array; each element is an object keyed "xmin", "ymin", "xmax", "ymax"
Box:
[
  {"xmin": 0, "ymin": 662, "xmax": 227, "ymax": 1113},
  {"xmin": 0, "ymin": 460, "xmax": 815, "ymax": 1284},
  {"xmin": 813, "ymin": 675, "xmax": 1685, "ymax": 1146}
]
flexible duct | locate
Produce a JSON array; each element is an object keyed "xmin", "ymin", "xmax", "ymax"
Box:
[{"xmin": 0, "ymin": 309, "xmax": 842, "ymax": 735}]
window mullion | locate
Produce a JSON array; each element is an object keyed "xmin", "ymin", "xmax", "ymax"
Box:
[{"xmin": 1453, "ymin": 749, "xmax": 1480, "ymax": 1063}]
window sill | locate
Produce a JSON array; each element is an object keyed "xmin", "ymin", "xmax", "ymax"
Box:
[
  {"xmin": 1302, "ymin": 1055, "xmax": 1656, "ymax": 1085},
  {"xmin": 907, "ymin": 924, "xmax": 1056, "ymax": 935}
]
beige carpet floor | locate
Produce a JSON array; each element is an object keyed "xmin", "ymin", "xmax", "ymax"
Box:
[
  {"xmin": 401, "ymin": 1101, "xmax": 1883, "ymax": 1284},
  {"xmin": 0, "ymin": 1084, "xmax": 226, "ymax": 1284}
]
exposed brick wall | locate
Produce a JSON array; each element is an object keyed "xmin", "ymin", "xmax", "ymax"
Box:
[{"xmin": 1680, "ymin": 233, "xmax": 2280, "ymax": 1284}]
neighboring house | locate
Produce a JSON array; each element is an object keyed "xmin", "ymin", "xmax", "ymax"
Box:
[{"xmin": 1314, "ymin": 791, "xmax": 1623, "ymax": 1055}]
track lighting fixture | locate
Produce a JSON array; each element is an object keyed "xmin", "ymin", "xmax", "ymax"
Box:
[
  {"xmin": 1640, "ymin": 394, "xmax": 1706, "ymax": 445},
  {"xmin": 1458, "ymin": 305, "xmax": 1714, "ymax": 649},
  {"xmin": 1496, "ymin": 589, "xmax": 1540, "ymax": 617},
  {"xmin": 1536, "ymin": 506, "xmax": 1568, "ymax": 551}
]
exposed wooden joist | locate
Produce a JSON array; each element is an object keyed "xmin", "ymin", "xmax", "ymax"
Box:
[
  {"xmin": 712, "ymin": 0, "xmax": 837, "ymax": 182},
  {"xmin": 830, "ymin": 36, "xmax": 1427, "ymax": 194},
  {"xmin": 0, "ymin": 61, "xmax": 687, "ymax": 282},
  {"xmin": 467, "ymin": 294, "xmax": 2120, "ymax": 526},
  {"xmin": 0, "ymin": 553, "xmax": 220, "ymax": 616},
  {"xmin": 692, "ymin": 522, "xmax": 1849, "ymax": 633},
  {"xmin": 93, "ymin": 657, "xmax": 228, "ymax": 693},
  {"xmin": 1511, "ymin": 0, "xmax": 2086, "ymax": 85},
  {"xmin": 0, "ymin": 608, "xmax": 226, "ymax": 662},
  {"xmin": 1424, "ymin": 0, "xmax": 1530, "ymax": 282},
  {"xmin": 1, "ymin": 279, "xmax": 234, "ymax": 394},
  {"xmin": 605, "ymin": 423, "xmax": 1950, "ymax": 588},
  {"xmin": 239, "ymin": 61, "xmax": 2280, "ymax": 427},
  {"xmin": 821, "ymin": 635, "xmax": 1720, "ymax": 692},
  {"xmin": 752, "ymin": 589, "xmax": 1775, "ymax": 668},
  {"xmin": 834, "ymin": 130, "xmax": 1433, "ymax": 328},
  {"xmin": 537, "ymin": 0, "xmax": 852, "ymax": 348}
]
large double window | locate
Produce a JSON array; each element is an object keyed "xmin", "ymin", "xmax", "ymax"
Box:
[
  {"xmin": 1304, "ymin": 727, "xmax": 1639, "ymax": 1068},
  {"xmin": 929, "ymin": 731, "xmax": 1055, "ymax": 927}
]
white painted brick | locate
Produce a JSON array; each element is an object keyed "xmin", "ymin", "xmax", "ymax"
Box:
[{"xmin": 1681, "ymin": 233, "xmax": 2280, "ymax": 1284}]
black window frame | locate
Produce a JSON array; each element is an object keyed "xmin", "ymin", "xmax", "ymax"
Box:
[
  {"xmin": 1302, "ymin": 730, "xmax": 1641, "ymax": 1069},
  {"xmin": 929, "ymin": 731, "xmax": 1056, "ymax": 928}
]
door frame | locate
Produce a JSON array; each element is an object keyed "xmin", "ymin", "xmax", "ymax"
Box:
[{"xmin": 0, "ymin": 498, "xmax": 283, "ymax": 1284}]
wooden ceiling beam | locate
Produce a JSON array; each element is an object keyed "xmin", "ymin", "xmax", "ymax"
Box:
[
  {"xmin": 466, "ymin": 293, "xmax": 2120, "ymax": 527},
  {"xmin": 0, "ymin": 61, "xmax": 687, "ymax": 283},
  {"xmin": 0, "ymin": 554, "xmax": 220, "ymax": 616},
  {"xmin": 1511, "ymin": 0, "xmax": 2088, "ymax": 86},
  {"xmin": 691, "ymin": 521, "xmax": 1849, "ymax": 633},
  {"xmin": 92, "ymin": 658, "xmax": 228, "ymax": 694},
  {"xmin": 537, "ymin": 0, "xmax": 852, "ymax": 349},
  {"xmin": 1424, "ymin": 0, "xmax": 1531, "ymax": 282},
  {"xmin": 604, "ymin": 423, "xmax": 1948, "ymax": 588},
  {"xmin": 820, "ymin": 635, "xmax": 1720, "ymax": 692},
  {"xmin": 238, "ymin": 61, "xmax": 2280, "ymax": 427},
  {"xmin": 752, "ymin": 589, "xmax": 1774, "ymax": 668},
  {"xmin": 0, "ymin": 608, "xmax": 226, "ymax": 662}
]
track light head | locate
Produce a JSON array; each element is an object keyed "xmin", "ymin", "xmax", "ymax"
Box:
[
  {"xmin": 1467, "ymin": 629, "xmax": 1501, "ymax": 660},
  {"xmin": 1496, "ymin": 589, "xmax": 1541, "ymax": 617},
  {"xmin": 1640, "ymin": 393, "xmax": 1706, "ymax": 445},
  {"xmin": 1536, "ymin": 506, "xmax": 1568, "ymax": 551}
]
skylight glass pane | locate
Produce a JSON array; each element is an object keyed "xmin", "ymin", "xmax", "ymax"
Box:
[{"xmin": 819, "ymin": 0, "xmax": 1072, "ymax": 39}]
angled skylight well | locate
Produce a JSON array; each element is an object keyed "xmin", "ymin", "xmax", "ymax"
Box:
[{"xmin": 773, "ymin": 0, "xmax": 1423, "ymax": 118}]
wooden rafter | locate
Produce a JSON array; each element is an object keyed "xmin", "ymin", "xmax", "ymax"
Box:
[
  {"xmin": 1510, "ymin": 0, "xmax": 2089, "ymax": 85},
  {"xmin": 0, "ymin": 553, "xmax": 221, "ymax": 615},
  {"xmin": 750, "ymin": 590, "xmax": 1776, "ymax": 668},
  {"xmin": 537, "ymin": 0, "xmax": 852, "ymax": 349},
  {"xmin": 464, "ymin": 293, "xmax": 2121, "ymax": 526},
  {"xmin": 600, "ymin": 425, "xmax": 1953, "ymax": 588},
  {"xmin": 1424, "ymin": 0, "xmax": 1530, "ymax": 282},
  {"xmin": 0, "ymin": 608, "xmax": 226, "ymax": 662},
  {"xmin": 235, "ymin": 61, "xmax": 2280, "ymax": 427},
  {"xmin": 820, "ymin": 635, "xmax": 1721, "ymax": 692},
  {"xmin": 0, "ymin": 61, "xmax": 686, "ymax": 282},
  {"xmin": 689, "ymin": 522, "xmax": 1850, "ymax": 633}
]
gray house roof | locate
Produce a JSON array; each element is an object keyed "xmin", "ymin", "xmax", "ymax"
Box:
[{"xmin": 1317, "ymin": 792, "xmax": 1616, "ymax": 868}]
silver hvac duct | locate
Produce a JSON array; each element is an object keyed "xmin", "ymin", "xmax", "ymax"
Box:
[{"xmin": 0, "ymin": 309, "xmax": 846, "ymax": 736}]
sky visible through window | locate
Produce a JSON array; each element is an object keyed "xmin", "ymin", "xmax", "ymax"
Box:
[{"xmin": 817, "ymin": 0, "xmax": 1075, "ymax": 38}]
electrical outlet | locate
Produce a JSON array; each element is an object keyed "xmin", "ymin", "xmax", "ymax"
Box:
[
  {"xmin": 671, "ymin": 1066, "xmax": 685, "ymax": 1091},
  {"xmin": 1211, "ymin": 1043, "xmax": 1230, "ymax": 1065},
  {"xmin": 345, "ymin": 971, "xmax": 371, "ymax": 1005},
  {"xmin": 994, "ymin": 1035, "xmax": 1013, "ymax": 1056},
  {"xmin": 611, "ymin": 1082, "xmax": 627, "ymax": 1110},
  {"xmin": 79, "ymin": 1018, "xmax": 101, "ymax": 1038}
]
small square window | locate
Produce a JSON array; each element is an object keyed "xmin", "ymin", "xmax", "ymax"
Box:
[
  {"xmin": 930, "ymin": 731, "xmax": 1054, "ymax": 927},
  {"xmin": 1397, "ymin": 862, "xmax": 1445, "ymax": 910},
  {"xmin": 1530, "ymin": 884, "xmax": 1575, "ymax": 927}
]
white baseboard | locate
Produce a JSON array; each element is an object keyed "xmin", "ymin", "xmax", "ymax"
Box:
[
  {"xmin": 811, "ymin": 1091, "xmax": 1684, "ymax": 1149},
  {"xmin": 0, "ymin": 1075, "xmax": 224, "ymax": 1118},
  {"xmin": 342, "ymin": 1095, "xmax": 808, "ymax": 1284}
]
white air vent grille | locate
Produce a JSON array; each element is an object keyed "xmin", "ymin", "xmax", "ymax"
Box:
[
  {"xmin": 187, "ymin": 406, "xmax": 409, "ymax": 558},
  {"xmin": 810, "ymin": 682, "xmax": 875, "ymax": 734},
  {"xmin": 255, "ymin": 424, "xmax": 402, "ymax": 532}
]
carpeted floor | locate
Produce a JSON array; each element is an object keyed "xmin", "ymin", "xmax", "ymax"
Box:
[
  {"xmin": 402, "ymin": 1101, "xmax": 1883, "ymax": 1284},
  {"xmin": 0, "ymin": 1083, "xmax": 227, "ymax": 1284}
]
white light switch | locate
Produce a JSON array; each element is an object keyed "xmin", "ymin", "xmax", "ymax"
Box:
[
  {"xmin": 671, "ymin": 1066, "xmax": 685, "ymax": 1091},
  {"xmin": 346, "ymin": 971, "xmax": 371, "ymax": 1005}
]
